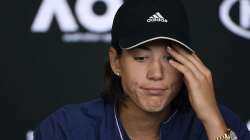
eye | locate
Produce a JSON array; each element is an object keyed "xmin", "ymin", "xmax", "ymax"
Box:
[
  {"xmin": 163, "ymin": 55, "xmax": 172, "ymax": 61},
  {"xmin": 133, "ymin": 56, "xmax": 148, "ymax": 61}
]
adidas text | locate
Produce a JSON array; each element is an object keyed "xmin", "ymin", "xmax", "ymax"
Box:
[{"xmin": 147, "ymin": 18, "xmax": 168, "ymax": 23}]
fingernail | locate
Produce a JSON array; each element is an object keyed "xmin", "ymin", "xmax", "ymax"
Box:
[
  {"xmin": 169, "ymin": 59, "xmax": 174, "ymax": 64},
  {"xmin": 167, "ymin": 47, "xmax": 172, "ymax": 51}
]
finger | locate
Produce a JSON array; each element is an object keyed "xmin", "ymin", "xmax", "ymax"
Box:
[
  {"xmin": 191, "ymin": 53, "xmax": 212, "ymax": 81},
  {"xmin": 168, "ymin": 58, "xmax": 198, "ymax": 85},
  {"xmin": 172, "ymin": 43, "xmax": 203, "ymax": 65},
  {"xmin": 171, "ymin": 44, "xmax": 212, "ymax": 80},
  {"xmin": 167, "ymin": 46, "xmax": 205, "ymax": 80},
  {"xmin": 192, "ymin": 53, "xmax": 203, "ymax": 63}
]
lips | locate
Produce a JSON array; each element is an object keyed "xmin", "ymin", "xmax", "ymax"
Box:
[{"xmin": 141, "ymin": 87, "xmax": 167, "ymax": 95}]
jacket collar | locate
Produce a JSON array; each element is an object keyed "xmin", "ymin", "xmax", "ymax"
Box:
[{"xmin": 113, "ymin": 99, "xmax": 179, "ymax": 140}]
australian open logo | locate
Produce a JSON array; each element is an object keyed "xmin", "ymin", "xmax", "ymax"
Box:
[
  {"xmin": 247, "ymin": 120, "xmax": 250, "ymax": 131},
  {"xmin": 219, "ymin": 0, "xmax": 250, "ymax": 39},
  {"xmin": 31, "ymin": 0, "xmax": 123, "ymax": 43}
]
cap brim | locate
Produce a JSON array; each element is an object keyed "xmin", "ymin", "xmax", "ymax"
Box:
[{"xmin": 119, "ymin": 36, "xmax": 195, "ymax": 53}]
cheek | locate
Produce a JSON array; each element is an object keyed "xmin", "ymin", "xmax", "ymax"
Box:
[
  {"xmin": 119, "ymin": 61, "xmax": 146, "ymax": 95},
  {"xmin": 170, "ymin": 78, "xmax": 183, "ymax": 95},
  {"xmin": 120, "ymin": 58, "xmax": 146, "ymax": 81},
  {"xmin": 167, "ymin": 64, "xmax": 183, "ymax": 80},
  {"xmin": 165, "ymin": 66, "xmax": 184, "ymax": 91}
]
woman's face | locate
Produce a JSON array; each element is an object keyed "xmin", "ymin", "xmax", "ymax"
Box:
[{"xmin": 109, "ymin": 40, "xmax": 183, "ymax": 113}]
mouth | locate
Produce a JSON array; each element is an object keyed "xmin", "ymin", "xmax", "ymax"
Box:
[{"xmin": 140, "ymin": 87, "xmax": 167, "ymax": 96}]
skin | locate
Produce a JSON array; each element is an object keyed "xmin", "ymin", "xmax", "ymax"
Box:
[{"xmin": 109, "ymin": 39, "xmax": 227, "ymax": 140}]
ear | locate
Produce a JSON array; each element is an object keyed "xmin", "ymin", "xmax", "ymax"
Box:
[{"xmin": 109, "ymin": 47, "xmax": 121, "ymax": 75}]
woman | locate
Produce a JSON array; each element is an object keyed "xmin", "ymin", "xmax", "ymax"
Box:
[{"xmin": 34, "ymin": 0, "xmax": 250, "ymax": 140}]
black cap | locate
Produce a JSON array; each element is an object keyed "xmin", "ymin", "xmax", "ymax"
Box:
[{"xmin": 111, "ymin": 0, "xmax": 194, "ymax": 52}]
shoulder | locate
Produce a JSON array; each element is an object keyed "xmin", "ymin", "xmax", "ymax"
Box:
[
  {"xmin": 218, "ymin": 104, "xmax": 246, "ymax": 129},
  {"xmin": 177, "ymin": 104, "xmax": 250, "ymax": 139},
  {"xmin": 34, "ymin": 98, "xmax": 114, "ymax": 140},
  {"xmin": 53, "ymin": 98, "xmax": 108, "ymax": 125},
  {"xmin": 218, "ymin": 105, "xmax": 241, "ymax": 124},
  {"xmin": 190, "ymin": 104, "xmax": 250, "ymax": 139},
  {"xmin": 218, "ymin": 104, "xmax": 250, "ymax": 139}
]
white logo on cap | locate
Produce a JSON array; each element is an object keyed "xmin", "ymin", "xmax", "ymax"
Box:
[{"xmin": 147, "ymin": 12, "xmax": 168, "ymax": 23}]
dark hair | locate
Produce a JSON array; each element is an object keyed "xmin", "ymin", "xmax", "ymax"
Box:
[{"xmin": 101, "ymin": 47, "xmax": 190, "ymax": 112}]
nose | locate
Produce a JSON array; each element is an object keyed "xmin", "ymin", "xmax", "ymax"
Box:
[{"xmin": 147, "ymin": 60, "xmax": 164, "ymax": 81}]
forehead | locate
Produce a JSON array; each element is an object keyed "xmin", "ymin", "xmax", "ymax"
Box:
[
  {"xmin": 122, "ymin": 40, "xmax": 170, "ymax": 56},
  {"xmin": 143, "ymin": 39, "xmax": 170, "ymax": 47},
  {"xmin": 130, "ymin": 39, "xmax": 178, "ymax": 51}
]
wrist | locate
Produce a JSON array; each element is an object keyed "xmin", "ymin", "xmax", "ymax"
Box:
[
  {"xmin": 201, "ymin": 112, "xmax": 227, "ymax": 140},
  {"xmin": 214, "ymin": 128, "xmax": 238, "ymax": 140},
  {"xmin": 197, "ymin": 104, "xmax": 223, "ymax": 124}
]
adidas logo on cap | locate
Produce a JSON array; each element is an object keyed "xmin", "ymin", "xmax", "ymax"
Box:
[{"xmin": 147, "ymin": 12, "xmax": 168, "ymax": 23}]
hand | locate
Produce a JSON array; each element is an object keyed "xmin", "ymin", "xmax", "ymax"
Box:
[{"xmin": 166, "ymin": 44, "xmax": 227, "ymax": 140}]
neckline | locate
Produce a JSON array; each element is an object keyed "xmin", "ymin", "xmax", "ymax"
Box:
[{"xmin": 113, "ymin": 99, "xmax": 179, "ymax": 140}]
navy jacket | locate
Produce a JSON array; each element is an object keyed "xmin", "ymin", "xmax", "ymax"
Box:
[{"xmin": 34, "ymin": 98, "xmax": 250, "ymax": 140}]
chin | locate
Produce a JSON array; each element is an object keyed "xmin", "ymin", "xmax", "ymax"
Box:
[
  {"xmin": 140, "ymin": 98, "xmax": 169, "ymax": 113},
  {"xmin": 143, "ymin": 106, "xmax": 165, "ymax": 113}
]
